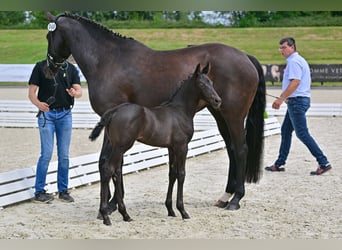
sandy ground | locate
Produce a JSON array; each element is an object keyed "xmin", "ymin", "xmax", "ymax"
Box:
[{"xmin": 0, "ymin": 87, "xmax": 341, "ymax": 239}]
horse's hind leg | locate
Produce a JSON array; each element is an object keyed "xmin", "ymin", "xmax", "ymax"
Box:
[
  {"xmin": 224, "ymin": 122, "xmax": 248, "ymax": 211},
  {"xmin": 209, "ymin": 109, "xmax": 236, "ymax": 208}
]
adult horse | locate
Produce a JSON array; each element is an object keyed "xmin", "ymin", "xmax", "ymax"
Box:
[
  {"xmin": 89, "ymin": 63, "xmax": 222, "ymax": 225},
  {"xmin": 45, "ymin": 12, "xmax": 266, "ymax": 217}
]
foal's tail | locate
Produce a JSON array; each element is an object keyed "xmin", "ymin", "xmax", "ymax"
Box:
[
  {"xmin": 245, "ymin": 54, "xmax": 266, "ymax": 183},
  {"xmin": 89, "ymin": 107, "xmax": 117, "ymax": 141}
]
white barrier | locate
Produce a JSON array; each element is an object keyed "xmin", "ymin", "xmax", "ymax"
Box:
[
  {"xmin": 0, "ymin": 100, "xmax": 285, "ymax": 131},
  {"xmin": 266, "ymin": 103, "xmax": 342, "ymax": 117},
  {"xmin": 0, "ymin": 64, "xmax": 86, "ymax": 82},
  {"xmin": 0, "ymin": 128, "xmax": 225, "ymax": 208}
]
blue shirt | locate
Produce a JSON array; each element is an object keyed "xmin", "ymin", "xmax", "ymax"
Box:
[{"xmin": 282, "ymin": 52, "xmax": 311, "ymax": 98}]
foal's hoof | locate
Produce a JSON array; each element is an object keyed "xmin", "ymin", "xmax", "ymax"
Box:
[
  {"xmin": 103, "ymin": 218, "xmax": 112, "ymax": 226},
  {"xmin": 182, "ymin": 213, "xmax": 190, "ymax": 220},
  {"xmin": 225, "ymin": 203, "xmax": 240, "ymax": 210},
  {"xmin": 214, "ymin": 200, "xmax": 229, "ymax": 208},
  {"xmin": 97, "ymin": 211, "xmax": 103, "ymax": 220},
  {"xmin": 123, "ymin": 215, "xmax": 133, "ymax": 222},
  {"xmin": 168, "ymin": 211, "xmax": 176, "ymax": 217},
  {"xmin": 108, "ymin": 205, "xmax": 118, "ymax": 215}
]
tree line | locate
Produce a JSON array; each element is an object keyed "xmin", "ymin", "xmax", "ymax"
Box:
[{"xmin": 0, "ymin": 11, "xmax": 341, "ymax": 29}]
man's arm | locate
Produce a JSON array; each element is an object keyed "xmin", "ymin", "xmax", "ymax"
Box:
[
  {"xmin": 272, "ymin": 79, "xmax": 300, "ymax": 109},
  {"xmin": 28, "ymin": 84, "xmax": 50, "ymax": 112}
]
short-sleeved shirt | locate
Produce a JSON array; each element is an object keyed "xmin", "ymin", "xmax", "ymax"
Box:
[
  {"xmin": 28, "ymin": 60, "xmax": 81, "ymax": 109},
  {"xmin": 282, "ymin": 52, "xmax": 311, "ymax": 98}
]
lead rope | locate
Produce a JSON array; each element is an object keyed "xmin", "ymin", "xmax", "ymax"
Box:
[{"xmin": 40, "ymin": 70, "xmax": 72, "ymax": 127}]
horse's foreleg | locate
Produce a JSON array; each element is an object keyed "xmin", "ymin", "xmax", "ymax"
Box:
[{"xmin": 165, "ymin": 148, "xmax": 177, "ymax": 217}]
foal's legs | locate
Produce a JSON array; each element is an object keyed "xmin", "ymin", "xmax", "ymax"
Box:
[
  {"xmin": 99, "ymin": 160, "xmax": 114, "ymax": 225},
  {"xmin": 97, "ymin": 136, "xmax": 114, "ymax": 221},
  {"xmin": 175, "ymin": 146, "xmax": 190, "ymax": 219},
  {"xmin": 165, "ymin": 146, "xmax": 190, "ymax": 219},
  {"xmin": 165, "ymin": 148, "xmax": 177, "ymax": 217},
  {"xmin": 110, "ymin": 148, "xmax": 132, "ymax": 222},
  {"xmin": 97, "ymin": 135, "xmax": 125, "ymax": 218}
]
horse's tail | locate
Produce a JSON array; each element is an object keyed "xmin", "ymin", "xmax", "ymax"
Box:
[
  {"xmin": 245, "ymin": 54, "xmax": 266, "ymax": 183},
  {"xmin": 89, "ymin": 107, "xmax": 116, "ymax": 141}
]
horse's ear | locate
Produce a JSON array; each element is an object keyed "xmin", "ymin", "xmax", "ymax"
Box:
[
  {"xmin": 46, "ymin": 12, "xmax": 55, "ymax": 22},
  {"xmin": 202, "ymin": 63, "xmax": 210, "ymax": 75},
  {"xmin": 194, "ymin": 63, "xmax": 201, "ymax": 76}
]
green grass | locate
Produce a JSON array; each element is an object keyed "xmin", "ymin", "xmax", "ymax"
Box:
[
  {"xmin": 0, "ymin": 26, "xmax": 341, "ymax": 86},
  {"xmin": 1, "ymin": 26, "xmax": 342, "ymax": 64}
]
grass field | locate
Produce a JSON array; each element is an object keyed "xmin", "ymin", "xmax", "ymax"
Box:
[{"xmin": 0, "ymin": 26, "xmax": 341, "ymax": 86}]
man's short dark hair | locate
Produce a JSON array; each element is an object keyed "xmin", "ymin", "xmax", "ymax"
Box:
[{"xmin": 280, "ymin": 37, "xmax": 296, "ymax": 51}]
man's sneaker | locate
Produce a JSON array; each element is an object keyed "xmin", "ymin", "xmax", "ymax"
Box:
[
  {"xmin": 310, "ymin": 164, "xmax": 332, "ymax": 175},
  {"xmin": 33, "ymin": 190, "xmax": 54, "ymax": 203},
  {"xmin": 58, "ymin": 191, "xmax": 74, "ymax": 202},
  {"xmin": 265, "ymin": 164, "xmax": 285, "ymax": 172}
]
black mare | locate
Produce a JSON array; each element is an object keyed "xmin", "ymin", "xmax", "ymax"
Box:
[
  {"xmin": 89, "ymin": 64, "xmax": 222, "ymax": 225},
  {"xmin": 45, "ymin": 12, "xmax": 266, "ymax": 223}
]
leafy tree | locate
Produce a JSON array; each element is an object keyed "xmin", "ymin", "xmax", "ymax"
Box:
[{"xmin": 0, "ymin": 11, "xmax": 26, "ymax": 26}]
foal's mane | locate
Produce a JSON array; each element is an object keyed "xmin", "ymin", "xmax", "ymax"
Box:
[
  {"xmin": 63, "ymin": 12, "xmax": 134, "ymax": 41},
  {"xmin": 160, "ymin": 73, "xmax": 195, "ymax": 106}
]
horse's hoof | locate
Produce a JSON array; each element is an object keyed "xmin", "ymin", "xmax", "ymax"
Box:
[
  {"xmin": 225, "ymin": 203, "xmax": 240, "ymax": 210},
  {"xmin": 214, "ymin": 200, "xmax": 229, "ymax": 208}
]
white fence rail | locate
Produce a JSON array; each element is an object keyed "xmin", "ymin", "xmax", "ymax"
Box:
[
  {"xmin": 0, "ymin": 100, "xmax": 340, "ymax": 130},
  {"xmin": 1, "ymin": 128, "xmax": 225, "ymax": 208},
  {"xmin": 0, "ymin": 64, "xmax": 86, "ymax": 82},
  {"xmin": 266, "ymin": 103, "xmax": 342, "ymax": 117}
]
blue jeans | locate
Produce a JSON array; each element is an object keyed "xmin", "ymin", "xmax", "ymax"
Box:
[
  {"xmin": 274, "ymin": 97, "xmax": 329, "ymax": 167},
  {"xmin": 35, "ymin": 109, "xmax": 72, "ymax": 194}
]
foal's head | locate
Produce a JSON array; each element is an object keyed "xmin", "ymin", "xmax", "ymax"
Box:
[{"xmin": 193, "ymin": 63, "xmax": 222, "ymax": 110}]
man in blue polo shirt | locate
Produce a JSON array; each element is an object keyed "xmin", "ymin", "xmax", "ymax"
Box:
[{"xmin": 265, "ymin": 37, "xmax": 331, "ymax": 175}]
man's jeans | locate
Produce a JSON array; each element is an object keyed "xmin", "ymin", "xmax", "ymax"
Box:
[
  {"xmin": 35, "ymin": 109, "xmax": 72, "ymax": 194},
  {"xmin": 274, "ymin": 97, "xmax": 329, "ymax": 167}
]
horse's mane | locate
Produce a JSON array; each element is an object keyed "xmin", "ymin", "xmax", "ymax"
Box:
[{"xmin": 63, "ymin": 12, "xmax": 134, "ymax": 41}]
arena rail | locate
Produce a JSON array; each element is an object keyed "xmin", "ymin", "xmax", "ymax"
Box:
[
  {"xmin": 1, "ymin": 128, "xmax": 226, "ymax": 208},
  {"xmin": 0, "ymin": 100, "xmax": 290, "ymax": 129}
]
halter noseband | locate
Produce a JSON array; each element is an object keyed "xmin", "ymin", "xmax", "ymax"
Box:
[{"xmin": 46, "ymin": 52, "xmax": 66, "ymax": 69}]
